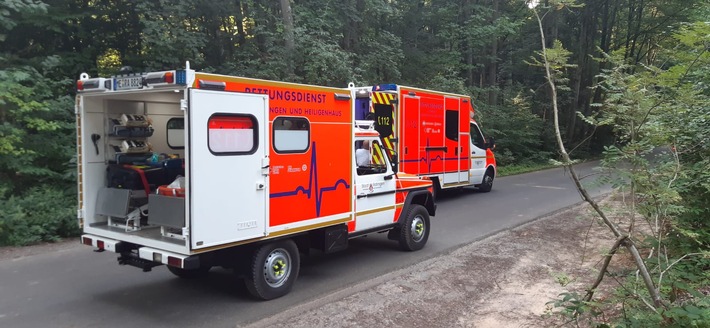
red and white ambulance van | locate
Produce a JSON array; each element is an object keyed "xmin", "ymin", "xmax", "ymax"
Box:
[
  {"xmin": 75, "ymin": 63, "xmax": 435, "ymax": 300},
  {"xmin": 351, "ymin": 84, "xmax": 496, "ymax": 196}
]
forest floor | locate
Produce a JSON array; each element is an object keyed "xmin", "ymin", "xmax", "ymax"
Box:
[{"xmin": 245, "ymin": 193, "xmax": 633, "ymax": 328}]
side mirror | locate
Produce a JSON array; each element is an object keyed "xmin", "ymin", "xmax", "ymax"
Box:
[
  {"xmin": 486, "ymin": 137, "xmax": 496, "ymax": 150},
  {"xmin": 391, "ymin": 154, "xmax": 399, "ymax": 173}
]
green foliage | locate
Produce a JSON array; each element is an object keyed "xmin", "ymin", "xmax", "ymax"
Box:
[
  {"xmin": 496, "ymin": 161, "xmax": 557, "ymax": 177},
  {"xmin": 0, "ymin": 1, "xmax": 76, "ymax": 245},
  {"xmin": 0, "ymin": 59, "xmax": 75, "ymax": 194},
  {"xmin": 136, "ymin": 0, "xmax": 208, "ymax": 71},
  {"xmin": 0, "ymin": 0, "xmax": 48, "ymax": 42},
  {"xmin": 546, "ymin": 291, "xmax": 606, "ymax": 323},
  {"xmin": 581, "ymin": 19, "xmax": 710, "ymax": 327},
  {"xmin": 478, "ymin": 87, "xmax": 553, "ymax": 166},
  {"xmin": 0, "ymin": 186, "xmax": 78, "ymax": 246},
  {"xmin": 608, "ymin": 257, "xmax": 710, "ymax": 328}
]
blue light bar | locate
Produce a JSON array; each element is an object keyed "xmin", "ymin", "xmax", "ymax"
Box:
[
  {"xmin": 175, "ymin": 70, "xmax": 187, "ymax": 85},
  {"xmin": 373, "ymin": 84, "xmax": 397, "ymax": 91}
]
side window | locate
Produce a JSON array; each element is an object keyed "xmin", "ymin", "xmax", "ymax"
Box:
[
  {"xmin": 470, "ymin": 123, "xmax": 485, "ymax": 149},
  {"xmin": 355, "ymin": 139, "xmax": 388, "ymax": 175},
  {"xmin": 273, "ymin": 117, "xmax": 310, "ymax": 153},
  {"xmin": 208, "ymin": 114, "xmax": 257, "ymax": 154},
  {"xmin": 167, "ymin": 117, "xmax": 185, "ymax": 149},
  {"xmin": 445, "ymin": 110, "xmax": 459, "ymax": 141}
]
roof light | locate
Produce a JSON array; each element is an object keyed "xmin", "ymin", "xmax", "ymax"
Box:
[
  {"xmin": 334, "ymin": 93, "xmax": 351, "ymax": 101},
  {"xmin": 198, "ymin": 80, "xmax": 226, "ymax": 91},
  {"xmin": 164, "ymin": 71, "xmax": 174, "ymax": 83},
  {"xmin": 77, "ymin": 73, "xmax": 111, "ymax": 92},
  {"xmin": 355, "ymin": 89, "xmax": 370, "ymax": 98},
  {"xmin": 175, "ymin": 70, "xmax": 187, "ymax": 85},
  {"xmin": 373, "ymin": 84, "xmax": 397, "ymax": 91},
  {"xmin": 144, "ymin": 71, "xmax": 177, "ymax": 86}
]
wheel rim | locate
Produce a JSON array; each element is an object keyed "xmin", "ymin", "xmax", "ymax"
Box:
[
  {"xmin": 484, "ymin": 174, "xmax": 493, "ymax": 186},
  {"xmin": 410, "ymin": 215, "xmax": 426, "ymax": 242},
  {"xmin": 263, "ymin": 248, "xmax": 292, "ymax": 288}
]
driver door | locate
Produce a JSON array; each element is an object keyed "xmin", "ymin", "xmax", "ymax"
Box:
[{"xmin": 354, "ymin": 139, "xmax": 396, "ymax": 232}]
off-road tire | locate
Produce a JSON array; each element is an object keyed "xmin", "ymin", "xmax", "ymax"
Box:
[
  {"xmin": 244, "ymin": 239, "xmax": 300, "ymax": 300},
  {"xmin": 398, "ymin": 204, "xmax": 430, "ymax": 251},
  {"xmin": 479, "ymin": 169, "xmax": 494, "ymax": 192}
]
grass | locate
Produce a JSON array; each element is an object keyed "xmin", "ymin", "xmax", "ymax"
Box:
[{"xmin": 496, "ymin": 161, "xmax": 559, "ymax": 177}]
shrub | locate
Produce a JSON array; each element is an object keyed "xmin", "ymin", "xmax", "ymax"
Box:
[{"xmin": 0, "ymin": 186, "xmax": 79, "ymax": 246}]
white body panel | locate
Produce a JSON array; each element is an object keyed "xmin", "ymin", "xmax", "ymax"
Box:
[
  {"xmin": 468, "ymin": 122, "xmax": 487, "ymax": 185},
  {"xmin": 353, "ymin": 138, "xmax": 397, "ymax": 232},
  {"xmin": 188, "ymin": 90, "xmax": 269, "ymax": 249}
]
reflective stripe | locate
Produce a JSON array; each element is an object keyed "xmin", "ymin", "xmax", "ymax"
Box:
[{"xmin": 372, "ymin": 92, "xmax": 395, "ymax": 105}]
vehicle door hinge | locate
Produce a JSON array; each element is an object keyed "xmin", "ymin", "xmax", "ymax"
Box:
[
  {"xmin": 180, "ymin": 99, "xmax": 187, "ymax": 111},
  {"xmin": 261, "ymin": 157, "xmax": 270, "ymax": 176}
]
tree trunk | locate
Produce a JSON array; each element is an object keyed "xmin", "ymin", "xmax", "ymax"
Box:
[
  {"xmin": 235, "ymin": 0, "xmax": 246, "ymax": 46},
  {"xmin": 280, "ymin": 0, "xmax": 295, "ymax": 76},
  {"xmin": 463, "ymin": 0, "xmax": 475, "ymax": 87},
  {"xmin": 487, "ymin": 0, "xmax": 499, "ymax": 105}
]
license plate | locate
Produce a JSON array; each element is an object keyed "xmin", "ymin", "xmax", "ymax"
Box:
[{"xmin": 114, "ymin": 76, "xmax": 143, "ymax": 91}]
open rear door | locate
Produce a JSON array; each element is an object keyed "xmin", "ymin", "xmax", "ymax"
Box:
[{"xmin": 188, "ymin": 90, "xmax": 269, "ymax": 249}]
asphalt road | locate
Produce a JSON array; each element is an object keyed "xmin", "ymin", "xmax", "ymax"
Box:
[{"xmin": 0, "ymin": 162, "xmax": 610, "ymax": 328}]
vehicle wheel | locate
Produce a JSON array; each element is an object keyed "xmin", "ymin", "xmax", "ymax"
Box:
[
  {"xmin": 167, "ymin": 265, "xmax": 211, "ymax": 279},
  {"xmin": 244, "ymin": 239, "xmax": 300, "ymax": 300},
  {"xmin": 479, "ymin": 169, "xmax": 494, "ymax": 192},
  {"xmin": 398, "ymin": 204, "xmax": 430, "ymax": 251}
]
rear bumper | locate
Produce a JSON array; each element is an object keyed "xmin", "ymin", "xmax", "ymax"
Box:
[{"xmin": 81, "ymin": 234, "xmax": 199, "ymax": 270}]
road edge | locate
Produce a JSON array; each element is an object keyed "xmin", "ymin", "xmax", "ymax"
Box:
[{"xmin": 239, "ymin": 195, "xmax": 608, "ymax": 328}]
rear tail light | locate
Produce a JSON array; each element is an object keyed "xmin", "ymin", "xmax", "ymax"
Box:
[
  {"xmin": 82, "ymin": 237, "xmax": 92, "ymax": 246},
  {"xmin": 77, "ymin": 80, "xmax": 84, "ymax": 91},
  {"xmin": 96, "ymin": 240, "xmax": 105, "ymax": 250},
  {"xmin": 167, "ymin": 256, "xmax": 182, "ymax": 267}
]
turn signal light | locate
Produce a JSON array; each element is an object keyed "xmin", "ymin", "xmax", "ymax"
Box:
[{"xmin": 164, "ymin": 72, "xmax": 174, "ymax": 83}]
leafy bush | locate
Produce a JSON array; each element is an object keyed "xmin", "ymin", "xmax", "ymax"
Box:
[
  {"xmin": 0, "ymin": 186, "xmax": 79, "ymax": 246},
  {"xmin": 476, "ymin": 87, "xmax": 554, "ymax": 166}
]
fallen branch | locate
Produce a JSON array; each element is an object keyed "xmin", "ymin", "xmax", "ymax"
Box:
[{"xmin": 584, "ymin": 235, "xmax": 627, "ymax": 302}]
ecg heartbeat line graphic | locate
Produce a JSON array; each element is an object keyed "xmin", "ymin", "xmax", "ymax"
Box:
[
  {"xmin": 399, "ymin": 139, "xmax": 465, "ymax": 172},
  {"xmin": 270, "ymin": 142, "xmax": 350, "ymax": 216}
]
